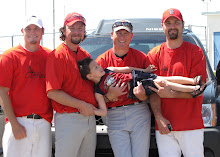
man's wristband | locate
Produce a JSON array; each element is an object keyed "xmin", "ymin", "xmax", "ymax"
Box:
[{"xmin": 104, "ymin": 94, "xmax": 111, "ymax": 102}]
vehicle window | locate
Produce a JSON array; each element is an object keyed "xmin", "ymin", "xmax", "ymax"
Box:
[{"xmin": 81, "ymin": 37, "xmax": 113, "ymax": 59}]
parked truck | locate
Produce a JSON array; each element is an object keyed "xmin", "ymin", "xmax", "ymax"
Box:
[{"xmin": 80, "ymin": 18, "xmax": 220, "ymax": 157}]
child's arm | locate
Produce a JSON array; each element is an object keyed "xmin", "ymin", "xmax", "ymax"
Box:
[
  {"xmin": 94, "ymin": 93, "xmax": 107, "ymax": 117},
  {"xmin": 107, "ymin": 65, "xmax": 156, "ymax": 73}
]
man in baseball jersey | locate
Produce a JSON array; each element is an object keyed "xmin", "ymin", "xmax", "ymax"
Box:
[
  {"xmin": 0, "ymin": 16, "xmax": 53, "ymax": 157},
  {"xmin": 46, "ymin": 12, "xmax": 98, "ymax": 157},
  {"xmin": 147, "ymin": 8, "xmax": 206, "ymax": 157},
  {"xmin": 95, "ymin": 19, "xmax": 157, "ymax": 157}
]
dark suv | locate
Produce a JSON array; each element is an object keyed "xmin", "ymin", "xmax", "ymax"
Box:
[{"xmin": 79, "ymin": 18, "xmax": 220, "ymax": 157}]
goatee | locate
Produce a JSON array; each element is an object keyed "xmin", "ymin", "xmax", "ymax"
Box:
[
  {"xmin": 71, "ymin": 37, "xmax": 82, "ymax": 45},
  {"xmin": 168, "ymin": 29, "xmax": 178, "ymax": 40}
]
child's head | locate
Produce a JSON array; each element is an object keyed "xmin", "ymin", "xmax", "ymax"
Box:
[
  {"xmin": 78, "ymin": 57, "xmax": 93, "ymax": 80},
  {"xmin": 78, "ymin": 57, "xmax": 105, "ymax": 81}
]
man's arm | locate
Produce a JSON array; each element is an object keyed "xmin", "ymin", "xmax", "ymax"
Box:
[
  {"xmin": 47, "ymin": 89, "xmax": 96, "ymax": 116},
  {"xmin": 149, "ymin": 93, "xmax": 171, "ymax": 134},
  {"xmin": 0, "ymin": 86, "xmax": 27, "ymax": 140}
]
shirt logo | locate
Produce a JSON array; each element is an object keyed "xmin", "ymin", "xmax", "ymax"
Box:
[{"xmin": 25, "ymin": 66, "xmax": 45, "ymax": 78}]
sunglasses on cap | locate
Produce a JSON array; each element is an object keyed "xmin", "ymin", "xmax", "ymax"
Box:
[
  {"xmin": 112, "ymin": 21, "xmax": 133, "ymax": 30},
  {"xmin": 64, "ymin": 15, "xmax": 86, "ymax": 26}
]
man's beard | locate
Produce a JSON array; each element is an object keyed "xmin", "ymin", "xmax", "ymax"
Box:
[
  {"xmin": 168, "ymin": 29, "xmax": 178, "ymax": 40},
  {"xmin": 71, "ymin": 36, "xmax": 82, "ymax": 44}
]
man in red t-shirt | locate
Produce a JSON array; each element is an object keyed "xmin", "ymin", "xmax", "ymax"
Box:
[
  {"xmin": 95, "ymin": 20, "xmax": 157, "ymax": 157},
  {"xmin": 0, "ymin": 16, "xmax": 53, "ymax": 157},
  {"xmin": 147, "ymin": 8, "xmax": 206, "ymax": 157},
  {"xmin": 46, "ymin": 12, "xmax": 97, "ymax": 157}
]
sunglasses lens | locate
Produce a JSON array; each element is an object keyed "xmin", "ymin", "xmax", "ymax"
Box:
[
  {"xmin": 112, "ymin": 20, "xmax": 133, "ymax": 32},
  {"xmin": 113, "ymin": 22, "xmax": 131, "ymax": 28}
]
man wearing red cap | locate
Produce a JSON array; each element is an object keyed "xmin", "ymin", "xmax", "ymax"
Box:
[
  {"xmin": 147, "ymin": 8, "xmax": 206, "ymax": 157},
  {"xmin": 0, "ymin": 15, "xmax": 53, "ymax": 157},
  {"xmin": 46, "ymin": 12, "xmax": 97, "ymax": 157}
]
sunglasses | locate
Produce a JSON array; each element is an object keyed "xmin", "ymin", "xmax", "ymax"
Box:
[
  {"xmin": 112, "ymin": 21, "xmax": 133, "ymax": 30},
  {"xmin": 64, "ymin": 15, "xmax": 86, "ymax": 26}
]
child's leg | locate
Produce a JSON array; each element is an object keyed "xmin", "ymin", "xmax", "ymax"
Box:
[
  {"xmin": 154, "ymin": 78, "xmax": 199, "ymax": 93},
  {"xmin": 156, "ymin": 76, "xmax": 199, "ymax": 85}
]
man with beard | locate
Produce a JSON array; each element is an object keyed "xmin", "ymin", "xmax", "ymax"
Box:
[
  {"xmin": 45, "ymin": 12, "xmax": 123, "ymax": 157},
  {"xmin": 0, "ymin": 16, "xmax": 53, "ymax": 157},
  {"xmin": 146, "ymin": 8, "xmax": 207, "ymax": 157}
]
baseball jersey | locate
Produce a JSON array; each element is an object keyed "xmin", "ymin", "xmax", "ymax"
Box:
[
  {"xmin": 0, "ymin": 44, "xmax": 53, "ymax": 123},
  {"xmin": 147, "ymin": 41, "xmax": 207, "ymax": 131},
  {"xmin": 46, "ymin": 43, "xmax": 97, "ymax": 113},
  {"xmin": 96, "ymin": 47, "xmax": 150, "ymax": 107},
  {"xmin": 95, "ymin": 69, "xmax": 132, "ymax": 107}
]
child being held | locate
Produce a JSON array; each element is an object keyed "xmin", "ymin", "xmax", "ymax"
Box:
[{"xmin": 78, "ymin": 57, "xmax": 206, "ymax": 116}]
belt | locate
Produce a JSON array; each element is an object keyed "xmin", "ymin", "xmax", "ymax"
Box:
[
  {"xmin": 108, "ymin": 101, "xmax": 142, "ymax": 110},
  {"xmin": 27, "ymin": 114, "xmax": 42, "ymax": 119}
]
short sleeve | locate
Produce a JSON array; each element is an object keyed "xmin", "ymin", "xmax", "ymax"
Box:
[
  {"xmin": 46, "ymin": 51, "xmax": 65, "ymax": 92},
  {"xmin": 190, "ymin": 46, "xmax": 207, "ymax": 82},
  {"xmin": 0, "ymin": 55, "xmax": 14, "ymax": 88}
]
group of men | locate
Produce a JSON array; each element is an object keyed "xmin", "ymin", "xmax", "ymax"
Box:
[{"xmin": 0, "ymin": 8, "xmax": 206, "ymax": 157}]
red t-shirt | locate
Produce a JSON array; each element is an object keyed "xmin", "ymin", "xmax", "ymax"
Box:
[
  {"xmin": 46, "ymin": 43, "xmax": 97, "ymax": 113},
  {"xmin": 147, "ymin": 41, "xmax": 207, "ymax": 131},
  {"xmin": 96, "ymin": 48, "xmax": 150, "ymax": 107},
  {"xmin": 0, "ymin": 44, "xmax": 53, "ymax": 123}
]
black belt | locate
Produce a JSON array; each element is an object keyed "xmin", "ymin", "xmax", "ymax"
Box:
[
  {"xmin": 27, "ymin": 114, "xmax": 42, "ymax": 119},
  {"xmin": 108, "ymin": 101, "xmax": 142, "ymax": 110}
]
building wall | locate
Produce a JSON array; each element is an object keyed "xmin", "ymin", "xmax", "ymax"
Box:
[{"xmin": 206, "ymin": 14, "xmax": 220, "ymax": 70}]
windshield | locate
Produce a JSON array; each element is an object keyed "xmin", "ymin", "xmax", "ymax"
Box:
[{"xmin": 80, "ymin": 34, "xmax": 197, "ymax": 60}]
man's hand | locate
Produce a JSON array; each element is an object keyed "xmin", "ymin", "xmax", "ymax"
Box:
[
  {"xmin": 155, "ymin": 115, "xmax": 171, "ymax": 134},
  {"xmin": 78, "ymin": 102, "xmax": 95, "ymax": 116},
  {"xmin": 106, "ymin": 80, "xmax": 127, "ymax": 101},
  {"xmin": 11, "ymin": 123, "xmax": 27, "ymax": 140},
  {"xmin": 149, "ymin": 81, "xmax": 175, "ymax": 98},
  {"xmin": 133, "ymin": 82, "xmax": 148, "ymax": 101}
]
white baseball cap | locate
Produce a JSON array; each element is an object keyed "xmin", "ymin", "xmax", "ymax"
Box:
[{"xmin": 23, "ymin": 15, "xmax": 43, "ymax": 29}]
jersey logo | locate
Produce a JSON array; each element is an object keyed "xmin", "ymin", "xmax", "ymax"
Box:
[{"xmin": 104, "ymin": 74, "xmax": 115, "ymax": 90}]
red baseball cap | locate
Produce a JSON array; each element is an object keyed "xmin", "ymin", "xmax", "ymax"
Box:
[
  {"xmin": 162, "ymin": 8, "xmax": 183, "ymax": 23},
  {"xmin": 64, "ymin": 12, "xmax": 86, "ymax": 26}
]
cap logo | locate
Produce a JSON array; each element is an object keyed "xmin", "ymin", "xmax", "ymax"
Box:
[{"xmin": 169, "ymin": 9, "xmax": 174, "ymax": 15}]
